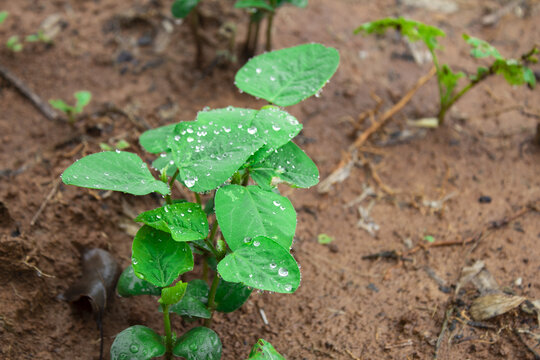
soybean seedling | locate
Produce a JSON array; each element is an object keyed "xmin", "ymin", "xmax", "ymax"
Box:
[
  {"xmin": 171, "ymin": 0, "xmax": 205, "ymax": 67},
  {"xmin": 49, "ymin": 90, "xmax": 92, "ymax": 124},
  {"xmin": 6, "ymin": 35, "xmax": 23, "ymax": 52},
  {"xmin": 235, "ymin": 0, "xmax": 307, "ymax": 56},
  {"xmin": 61, "ymin": 43, "xmax": 339, "ymax": 359},
  {"xmin": 355, "ymin": 18, "xmax": 537, "ymax": 125},
  {"xmin": 25, "ymin": 29, "xmax": 52, "ymax": 44}
]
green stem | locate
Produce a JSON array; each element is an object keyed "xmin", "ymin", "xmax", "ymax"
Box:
[
  {"xmin": 265, "ymin": 11, "xmax": 275, "ymax": 52},
  {"xmin": 161, "ymin": 303, "xmax": 173, "ymax": 359},
  {"xmin": 204, "ymin": 272, "xmax": 220, "ymax": 327},
  {"xmin": 241, "ymin": 169, "xmax": 250, "ymax": 186},
  {"xmin": 202, "ymin": 258, "xmax": 209, "ymax": 282},
  {"xmin": 164, "ymin": 169, "xmax": 180, "ymax": 205},
  {"xmin": 194, "ymin": 192, "xmax": 201, "ymax": 205}
]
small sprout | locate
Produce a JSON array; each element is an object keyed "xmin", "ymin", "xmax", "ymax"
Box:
[
  {"xmin": 99, "ymin": 140, "xmax": 130, "ymax": 151},
  {"xmin": 6, "ymin": 35, "xmax": 23, "ymax": 52},
  {"xmin": 317, "ymin": 233, "xmax": 334, "ymax": 244},
  {"xmin": 424, "ymin": 235, "xmax": 435, "ymax": 243},
  {"xmin": 61, "ymin": 44, "xmax": 339, "ymax": 360},
  {"xmin": 49, "ymin": 90, "xmax": 92, "ymax": 123},
  {"xmin": 0, "ymin": 11, "xmax": 8, "ymax": 25},
  {"xmin": 25, "ymin": 29, "xmax": 52, "ymax": 44}
]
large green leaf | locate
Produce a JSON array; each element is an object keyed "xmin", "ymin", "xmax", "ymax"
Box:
[
  {"xmin": 170, "ymin": 279, "xmax": 211, "ymax": 319},
  {"xmin": 110, "ymin": 325, "xmax": 165, "ymax": 360},
  {"xmin": 235, "ymin": 0, "xmax": 274, "ymax": 11},
  {"xmin": 171, "ymin": 0, "xmax": 200, "ymax": 18},
  {"xmin": 117, "ymin": 265, "xmax": 161, "ymax": 297},
  {"xmin": 247, "ymin": 339, "xmax": 286, "ymax": 359},
  {"xmin": 215, "ymin": 185, "xmax": 296, "ymax": 251},
  {"xmin": 235, "ymin": 43, "xmax": 340, "ymax": 106},
  {"xmin": 251, "ymin": 107, "xmax": 302, "ymax": 149},
  {"xmin": 168, "ymin": 115, "xmax": 265, "ymax": 193},
  {"xmin": 140, "ymin": 124, "xmax": 177, "ymax": 154},
  {"xmin": 159, "ymin": 281, "xmax": 188, "ymax": 305},
  {"xmin": 217, "ymin": 236, "xmax": 301, "ymax": 293},
  {"xmin": 173, "ymin": 327, "xmax": 222, "ymax": 360},
  {"xmin": 135, "ymin": 203, "xmax": 208, "ymax": 242},
  {"xmin": 251, "ymin": 141, "xmax": 319, "ymax": 189},
  {"xmin": 62, "ymin": 151, "xmax": 170, "ymax": 195},
  {"xmin": 215, "ymin": 279, "xmax": 253, "ymax": 313},
  {"xmin": 132, "ymin": 225, "xmax": 194, "ymax": 287}
]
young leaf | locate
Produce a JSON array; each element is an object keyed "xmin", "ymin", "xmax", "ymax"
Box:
[
  {"xmin": 170, "ymin": 279, "xmax": 211, "ymax": 319},
  {"xmin": 168, "ymin": 116, "xmax": 265, "ymax": 192},
  {"xmin": 117, "ymin": 265, "xmax": 161, "ymax": 297},
  {"xmin": 248, "ymin": 339, "xmax": 286, "ymax": 359},
  {"xmin": 152, "ymin": 152, "xmax": 177, "ymax": 177},
  {"xmin": 132, "ymin": 225, "xmax": 194, "ymax": 288},
  {"xmin": 234, "ymin": 0, "xmax": 274, "ymax": 11},
  {"xmin": 215, "ymin": 185, "xmax": 296, "ymax": 251},
  {"xmin": 49, "ymin": 99, "xmax": 73, "ymax": 114},
  {"xmin": 235, "ymin": 43, "xmax": 339, "ymax": 107},
  {"xmin": 171, "ymin": 0, "xmax": 201, "ymax": 19},
  {"xmin": 438, "ymin": 65, "xmax": 465, "ymax": 106},
  {"xmin": 159, "ymin": 281, "xmax": 188, "ymax": 305},
  {"xmin": 110, "ymin": 325, "xmax": 165, "ymax": 360},
  {"xmin": 215, "ymin": 279, "xmax": 253, "ymax": 313},
  {"xmin": 74, "ymin": 91, "xmax": 92, "ymax": 113},
  {"xmin": 0, "ymin": 11, "xmax": 8, "ymax": 25},
  {"xmin": 135, "ymin": 203, "xmax": 209, "ymax": 242},
  {"xmin": 173, "ymin": 327, "xmax": 222, "ymax": 360},
  {"xmin": 354, "ymin": 17, "xmax": 445, "ymax": 52},
  {"xmin": 463, "ymin": 34, "xmax": 503, "ymax": 60},
  {"xmin": 250, "ymin": 141, "xmax": 319, "ymax": 189},
  {"xmin": 140, "ymin": 124, "xmax": 177, "ymax": 154},
  {"xmin": 61, "ymin": 151, "xmax": 170, "ymax": 196},
  {"xmin": 217, "ymin": 236, "xmax": 301, "ymax": 293},
  {"xmin": 492, "ymin": 59, "xmax": 535, "ymax": 87}
]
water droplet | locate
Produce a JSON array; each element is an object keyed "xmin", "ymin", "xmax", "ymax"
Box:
[
  {"xmin": 189, "ymin": 343, "xmax": 198, "ymax": 351},
  {"xmin": 249, "ymin": 274, "xmax": 253, "ymax": 278},
  {"xmin": 273, "ymin": 200, "xmax": 280, "ymax": 206},
  {"xmin": 270, "ymin": 76, "xmax": 276, "ymax": 81},
  {"xmin": 186, "ymin": 128, "xmax": 194, "ymax": 134},
  {"xmin": 243, "ymin": 237, "xmax": 251, "ymax": 243},
  {"xmin": 247, "ymin": 126, "xmax": 257, "ymax": 135},
  {"xmin": 253, "ymin": 240, "xmax": 260, "ymax": 247},
  {"xmin": 284, "ymin": 284, "xmax": 292, "ymax": 292},
  {"xmin": 272, "ymin": 124, "xmax": 281, "ymax": 131},
  {"xmin": 115, "ymin": 149, "xmax": 121, "ymax": 153},
  {"xmin": 130, "ymin": 344, "xmax": 139, "ymax": 353},
  {"xmin": 184, "ymin": 177, "xmax": 197, "ymax": 188},
  {"xmin": 132, "ymin": 258, "xmax": 138, "ymax": 265},
  {"xmin": 278, "ymin": 268, "xmax": 288, "ymax": 277},
  {"xmin": 270, "ymin": 262, "xmax": 277, "ymax": 269},
  {"xmin": 255, "ymin": 68, "xmax": 262, "ymax": 74},
  {"xmin": 174, "ymin": 135, "xmax": 181, "ymax": 141},
  {"xmin": 187, "ymin": 137, "xmax": 194, "ymax": 142},
  {"xmin": 223, "ymin": 127, "xmax": 231, "ymax": 133}
]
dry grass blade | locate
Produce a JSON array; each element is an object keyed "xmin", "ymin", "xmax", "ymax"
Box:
[{"xmin": 470, "ymin": 293, "xmax": 526, "ymax": 321}]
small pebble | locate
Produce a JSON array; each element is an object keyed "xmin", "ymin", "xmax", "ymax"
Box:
[{"xmin": 478, "ymin": 195, "xmax": 491, "ymax": 204}]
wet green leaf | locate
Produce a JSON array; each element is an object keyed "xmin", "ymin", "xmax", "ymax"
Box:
[
  {"xmin": 110, "ymin": 325, "xmax": 165, "ymax": 360},
  {"xmin": 173, "ymin": 327, "xmax": 222, "ymax": 360},
  {"xmin": 170, "ymin": 279, "xmax": 211, "ymax": 319},
  {"xmin": 140, "ymin": 124, "xmax": 177, "ymax": 154},
  {"xmin": 171, "ymin": 0, "xmax": 201, "ymax": 18},
  {"xmin": 159, "ymin": 281, "xmax": 188, "ymax": 305},
  {"xmin": 217, "ymin": 236, "xmax": 301, "ymax": 293},
  {"xmin": 135, "ymin": 203, "xmax": 208, "ymax": 242},
  {"xmin": 61, "ymin": 151, "xmax": 170, "ymax": 196},
  {"xmin": 117, "ymin": 265, "xmax": 161, "ymax": 297},
  {"xmin": 132, "ymin": 225, "xmax": 194, "ymax": 287},
  {"xmin": 235, "ymin": 43, "xmax": 339, "ymax": 106},
  {"xmin": 215, "ymin": 185, "xmax": 296, "ymax": 251}
]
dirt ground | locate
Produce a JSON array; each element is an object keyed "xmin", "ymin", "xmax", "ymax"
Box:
[{"xmin": 1, "ymin": 0, "xmax": 539, "ymax": 359}]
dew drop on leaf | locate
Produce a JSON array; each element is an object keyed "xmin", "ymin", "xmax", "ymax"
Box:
[
  {"xmin": 278, "ymin": 268, "xmax": 288, "ymax": 277},
  {"xmin": 269, "ymin": 262, "xmax": 277, "ymax": 269}
]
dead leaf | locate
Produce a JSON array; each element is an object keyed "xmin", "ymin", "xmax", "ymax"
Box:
[{"xmin": 470, "ymin": 293, "xmax": 526, "ymax": 321}]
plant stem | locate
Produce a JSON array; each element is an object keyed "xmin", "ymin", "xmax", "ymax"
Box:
[
  {"xmin": 265, "ymin": 11, "xmax": 275, "ymax": 52},
  {"xmin": 161, "ymin": 303, "xmax": 173, "ymax": 359},
  {"xmin": 438, "ymin": 73, "xmax": 490, "ymax": 124},
  {"xmin": 202, "ymin": 257, "xmax": 209, "ymax": 282},
  {"xmin": 194, "ymin": 192, "xmax": 201, "ymax": 205},
  {"xmin": 188, "ymin": 5, "xmax": 203, "ymax": 68},
  {"xmin": 164, "ymin": 169, "xmax": 180, "ymax": 205},
  {"xmin": 204, "ymin": 272, "xmax": 220, "ymax": 327}
]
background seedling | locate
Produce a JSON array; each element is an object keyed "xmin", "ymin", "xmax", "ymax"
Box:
[
  {"xmin": 355, "ymin": 17, "xmax": 537, "ymax": 124},
  {"xmin": 236, "ymin": 0, "xmax": 308, "ymax": 56},
  {"xmin": 49, "ymin": 90, "xmax": 92, "ymax": 124},
  {"xmin": 61, "ymin": 43, "xmax": 339, "ymax": 359},
  {"xmin": 25, "ymin": 29, "xmax": 52, "ymax": 44},
  {"xmin": 0, "ymin": 11, "xmax": 8, "ymax": 25},
  {"xmin": 171, "ymin": 0, "xmax": 204, "ymax": 67},
  {"xmin": 6, "ymin": 35, "xmax": 23, "ymax": 52}
]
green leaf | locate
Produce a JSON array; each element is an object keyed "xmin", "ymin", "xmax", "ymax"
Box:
[
  {"xmin": 132, "ymin": 225, "xmax": 194, "ymax": 287},
  {"xmin": 49, "ymin": 99, "xmax": 73, "ymax": 113},
  {"xmin": 6, "ymin": 35, "xmax": 22, "ymax": 52},
  {"xmin": 281, "ymin": 0, "xmax": 308, "ymax": 8},
  {"xmin": 168, "ymin": 114, "xmax": 265, "ymax": 193},
  {"xmin": 250, "ymin": 141, "xmax": 319, "ymax": 189},
  {"xmin": 61, "ymin": 151, "xmax": 170, "ymax": 196},
  {"xmin": 235, "ymin": 43, "xmax": 340, "ymax": 107},
  {"xmin": 135, "ymin": 203, "xmax": 208, "ymax": 242},
  {"xmin": 217, "ymin": 236, "xmax": 301, "ymax": 293},
  {"xmin": 110, "ymin": 325, "xmax": 165, "ymax": 360},
  {"xmin": 159, "ymin": 281, "xmax": 188, "ymax": 305},
  {"xmin": 173, "ymin": 327, "xmax": 222, "ymax": 360},
  {"xmin": 170, "ymin": 279, "xmax": 211, "ymax": 319},
  {"xmin": 492, "ymin": 59, "xmax": 535, "ymax": 87},
  {"xmin": 438, "ymin": 65, "xmax": 465, "ymax": 107},
  {"xmin": 252, "ymin": 107, "xmax": 302, "ymax": 149},
  {"xmin": 152, "ymin": 152, "xmax": 177, "ymax": 177},
  {"xmin": 215, "ymin": 279, "xmax": 253, "ymax": 313},
  {"xmin": 116, "ymin": 140, "xmax": 130, "ymax": 149},
  {"xmin": 74, "ymin": 91, "xmax": 92, "ymax": 113},
  {"xmin": 235, "ymin": 0, "xmax": 275, "ymax": 11},
  {"xmin": 117, "ymin": 265, "xmax": 161, "ymax": 297},
  {"xmin": 317, "ymin": 234, "xmax": 333, "ymax": 244},
  {"xmin": 171, "ymin": 0, "xmax": 201, "ymax": 18},
  {"xmin": 140, "ymin": 124, "xmax": 177, "ymax": 154},
  {"xmin": 215, "ymin": 185, "xmax": 296, "ymax": 251},
  {"xmin": 354, "ymin": 17, "xmax": 445, "ymax": 52},
  {"xmin": 463, "ymin": 34, "xmax": 503, "ymax": 60},
  {"xmin": 0, "ymin": 11, "xmax": 8, "ymax": 25},
  {"xmin": 247, "ymin": 339, "xmax": 286, "ymax": 359}
]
